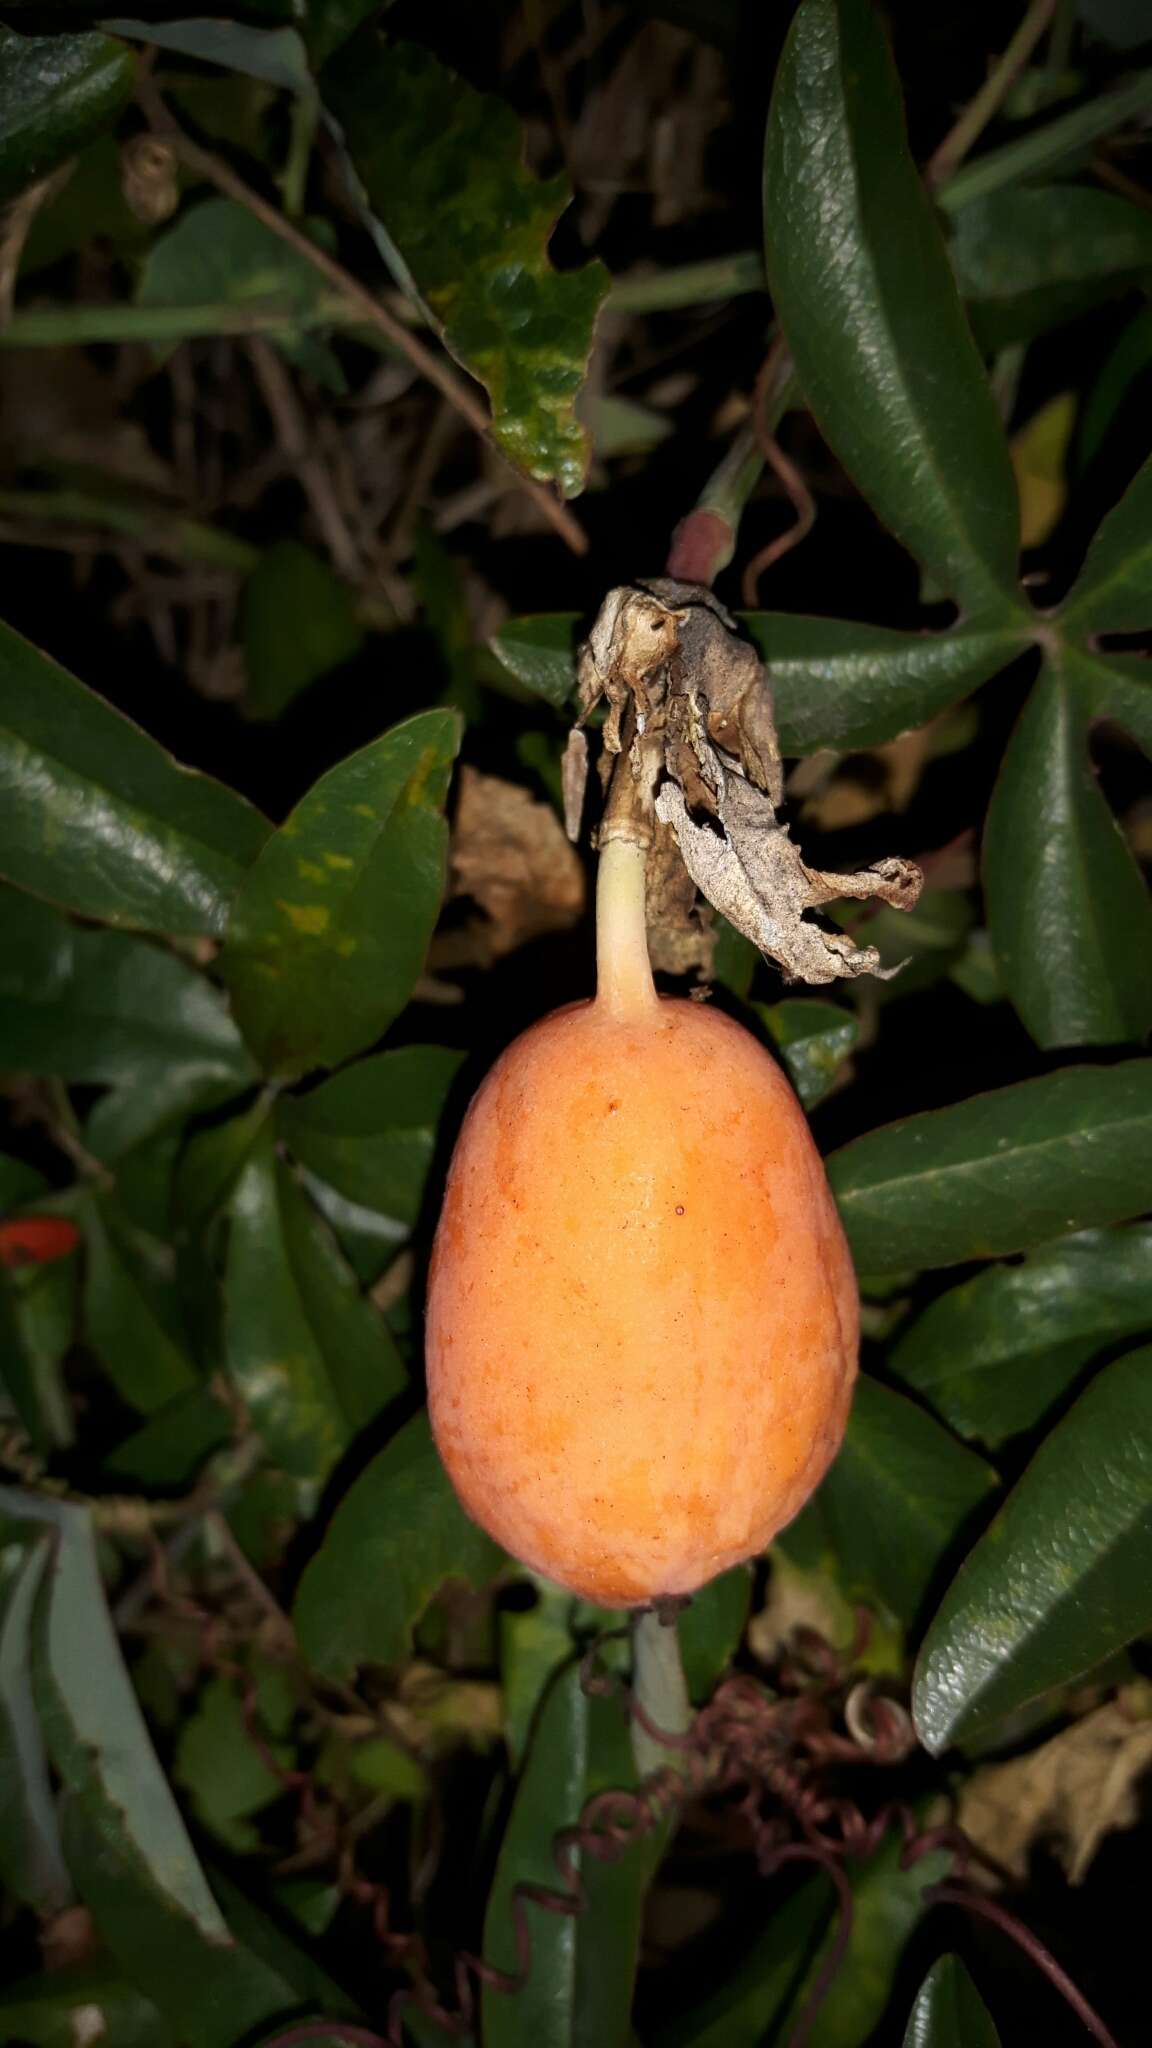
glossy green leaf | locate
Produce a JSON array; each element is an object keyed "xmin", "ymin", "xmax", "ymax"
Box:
[
  {"xmin": 746, "ymin": 616, "xmax": 1028, "ymax": 752},
  {"xmin": 1062, "ymin": 447, "xmax": 1152, "ymax": 634},
  {"xmin": 1066, "ymin": 643, "xmax": 1152, "ymax": 761},
  {"xmin": 0, "ymin": 888, "xmax": 256, "ymax": 1098},
  {"xmin": 325, "ymin": 34, "xmax": 608, "ymax": 496},
  {"xmin": 891, "ymin": 1227, "xmax": 1152, "ymax": 1446},
  {"xmin": 827, "ymin": 1060, "xmax": 1152, "ymax": 1276},
  {"xmin": 914, "ymin": 1344, "xmax": 1152, "ymax": 1752},
  {"xmin": 0, "ymin": 1963, "xmax": 176, "ymax": 2048},
  {"xmin": 83, "ymin": 1195, "xmax": 199, "ymax": 1415},
  {"xmin": 984, "ymin": 655, "xmax": 1152, "ymax": 1048},
  {"xmin": 903, "ymin": 1956, "xmax": 1001, "ymax": 2048},
  {"xmin": 491, "ymin": 612, "xmax": 1027, "ymax": 752},
  {"xmin": 294, "ymin": 1409, "xmax": 501, "ymax": 1679},
  {"xmin": 0, "ymin": 26, "xmax": 134, "ymax": 206},
  {"xmin": 278, "ymin": 1046, "xmax": 463, "ymax": 1225},
  {"xmin": 221, "ymin": 709, "xmax": 460, "ymax": 1078},
  {"xmin": 757, "ymin": 999, "xmax": 857, "ymax": 1109},
  {"xmin": 678, "ymin": 1567, "xmax": 751, "ymax": 1702},
  {"xmin": 0, "ymin": 1538, "xmax": 71, "ymax": 1915},
  {"xmin": 0, "ymin": 619, "xmax": 269, "ymax": 935},
  {"xmin": 484, "ymin": 1661, "xmax": 665, "ymax": 2048},
  {"xmin": 804, "ymin": 1378, "xmax": 996, "ymax": 1628},
  {"xmin": 951, "ymin": 185, "xmax": 1152, "ymax": 351},
  {"xmin": 763, "ymin": 0, "xmax": 1021, "ymax": 616},
  {"xmin": 242, "ymin": 540, "xmax": 364, "ymax": 720},
  {"xmin": 105, "ymin": 15, "xmax": 310, "ymax": 93},
  {"xmin": 224, "ymin": 1126, "xmax": 405, "ymax": 1486}
]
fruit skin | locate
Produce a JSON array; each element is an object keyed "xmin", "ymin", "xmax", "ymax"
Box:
[{"xmin": 427, "ymin": 996, "xmax": 857, "ymax": 1607}]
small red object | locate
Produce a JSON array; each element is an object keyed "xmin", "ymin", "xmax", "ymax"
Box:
[{"xmin": 0, "ymin": 1216, "xmax": 80, "ymax": 1269}]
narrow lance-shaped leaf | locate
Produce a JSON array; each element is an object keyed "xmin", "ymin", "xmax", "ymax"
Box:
[
  {"xmin": 325, "ymin": 33, "xmax": 609, "ymax": 497},
  {"xmin": 903, "ymin": 1957, "xmax": 1001, "ymax": 2048},
  {"xmin": 224, "ymin": 1125, "xmax": 406, "ymax": 1488},
  {"xmin": 222, "ymin": 709, "xmax": 461, "ymax": 1078},
  {"xmin": 983, "ymin": 653, "xmax": 1152, "ymax": 1049},
  {"xmin": 294, "ymin": 1410, "xmax": 501, "ymax": 1680},
  {"xmin": 763, "ymin": 0, "xmax": 1021, "ymax": 618},
  {"xmin": 950, "ymin": 184, "xmax": 1152, "ymax": 352},
  {"xmin": 891, "ymin": 1227, "xmax": 1152, "ymax": 1448},
  {"xmin": 914, "ymin": 1345, "xmax": 1152, "ymax": 1752},
  {"xmin": 1061, "ymin": 448, "xmax": 1152, "ymax": 634},
  {"xmin": 83, "ymin": 1195, "xmax": 200, "ymax": 1416},
  {"xmin": 0, "ymin": 1537, "xmax": 71, "ymax": 1916},
  {"xmin": 827, "ymin": 1060, "xmax": 1152, "ymax": 1276},
  {"xmin": 0, "ymin": 27, "xmax": 134, "ymax": 206},
  {"xmin": 0, "ymin": 618, "xmax": 269, "ymax": 936},
  {"xmin": 277, "ymin": 1046, "xmax": 464, "ymax": 1226}
]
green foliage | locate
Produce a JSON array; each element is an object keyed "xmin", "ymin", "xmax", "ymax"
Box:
[{"xmin": 1, "ymin": 0, "xmax": 1151, "ymax": 2040}]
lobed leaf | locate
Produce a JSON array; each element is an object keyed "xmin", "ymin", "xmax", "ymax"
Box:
[
  {"xmin": 0, "ymin": 618, "xmax": 269, "ymax": 935},
  {"xmin": 827, "ymin": 1060, "xmax": 1152, "ymax": 1276},
  {"xmin": 221, "ymin": 708, "xmax": 461, "ymax": 1078},
  {"xmin": 914, "ymin": 1345, "xmax": 1152, "ymax": 1751},
  {"xmin": 763, "ymin": 0, "xmax": 1021, "ymax": 617},
  {"xmin": 293, "ymin": 1409, "xmax": 502, "ymax": 1679},
  {"xmin": 983, "ymin": 654, "xmax": 1152, "ymax": 1048},
  {"xmin": 891, "ymin": 1227, "xmax": 1152, "ymax": 1447},
  {"xmin": 324, "ymin": 34, "xmax": 609, "ymax": 497}
]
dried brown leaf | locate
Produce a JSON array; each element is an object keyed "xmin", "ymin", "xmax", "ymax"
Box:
[
  {"xmin": 958, "ymin": 1688, "xmax": 1152, "ymax": 1887},
  {"xmin": 447, "ymin": 766, "xmax": 584, "ymax": 966}
]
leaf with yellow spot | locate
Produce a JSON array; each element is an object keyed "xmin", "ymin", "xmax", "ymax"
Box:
[
  {"xmin": 1011, "ymin": 392, "xmax": 1076, "ymax": 549},
  {"xmin": 221, "ymin": 710, "xmax": 462, "ymax": 1077}
]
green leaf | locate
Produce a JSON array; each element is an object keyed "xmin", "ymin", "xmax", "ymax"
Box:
[
  {"xmin": 83, "ymin": 1195, "xmax": 199, "ymax": 1415},
  {"xmin": 491, "ymin": 613, "xmax": 1028, "ymax": 752},
  {"xmin": 827, "ymin": 1060, "xmax": 1152, "ymax": 1276},
  {"xmin": 804, "ymin": 1378, "xmax": 996, "ymax": 1628},
  {"xmin": 138, "ymin": 196, "xmax": 341, "ymax": 376},
  {"xmin": 790, "ymin": 1830, "xmax": 951, "ymax": 2048},
  {"xmin": 0, "ymin": 27, "xmax": 134, "ymax": 206},
  {"xmin": 658, "ymin": 1874, "xmax": 832, "ymax": 2048},
  {"xmin": 174, "ymin": 1674, "xmax": 289, "ymax": 1854},
  {"xmin": 0, "ymin": 889, "xmax": 256, "ymax": 1100},
  {"xmin": 1066, "ymin": 643, "xmax": 1152, "ymax": 762},
  {"xmin": 483, "ymin": 1662, "xmax": 665, "ymax": 2048},
  {"xmin": 984, "ymin": 654, "xmax": 1152, "ymax": 1048},
  {"xmin": 224, "ymin": 1126, "xmax": 405, "ymax": 1486},
  {"xmin": 891, "ymin": 1227, "xmax": 1152, "ymax": 1447},
  {"xmin": 678, "ymin": 1566, "xmax": 751, "ymax": 1702},
  {"xmin": 325, "ymin": 34, "xmax": 608, "ymax": 497},
  {"xmin": 903, "ymin": 1956, "xmax": 1001, "ymax": 2048},
  {"xmin": 241, "ymin": 541, "xmax": 364, "ymax": 720},
  {"xmin": 747, "ymin": 616, "xmax": 1029, "ymax": 752},
  {"xmin": 293, "ymin": 1409, "xmax": 501, "ymax": 1680},
  {"xmin": 950, "ymin": 185, "xmax": 1152, "ymax": 351},
  {"xmin": 0, "ymin": 1963, "xmax": 176, "ymax": 2048},
  {"xmin": 500, "ymin": 1578, "xmax": 578, "ymax": 1768},
  {"xmin": 221, "ymin": 708, "xmax": 461, "ymax": 1078},
  {"xmin": 756, "ymin": 1000, "xmax": 857, "ymax": 1110},
  {"xmin": 104, "ymin": 1384, "xmax": 234, "ymax": 1489},
  {"xmin": 1, "ymin": 1255, "xmax": 74, "ymax": 1452},
  {"xmin": 278, "ymin": 1046, "xmax": 463, "ymax": 1225},
  {"xmin": 0, "ymin": 1538, "xmax": 71, "ymax": 1915},
  {"xmin": 1062, "ymin": 447, "xmax": 1152, "ymax": 634},
  {"xmin": 938, "ymin": 68, "xmax": 1152, "ymax": 213},
  {"xmin": 0, "ymin": 618, "xmax": 269, "ymax": 935},
  {"xmin": 762, "ymin": 0, "xmax": 1021, "ymax": 616},
  {"xmin": 914, "ymin": 1344, "xmax": 1152, "ymax": 1752},
  {"xmin": 1080, "ymin": 308, "xmax": 1152, "ymax": 465}
]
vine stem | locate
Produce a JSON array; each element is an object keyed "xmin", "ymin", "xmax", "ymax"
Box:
[
  {"xmin": 630, "ymin": 1608, "xmax": 692, "ymax": 1781},
  {"xmin": 926, "ymin": 0, "xmax": 1059, "ymax": 188}
]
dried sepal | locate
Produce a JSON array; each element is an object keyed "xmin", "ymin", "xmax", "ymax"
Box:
[{"xmin": 576, "ymin": 578, "xmax": 923, "ymax": 987}]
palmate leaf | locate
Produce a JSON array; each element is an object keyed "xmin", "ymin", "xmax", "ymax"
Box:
[
  {"xmin": 914, "ymin": 1345, "xmax": 1152, "ymax": 1753},
  {"xmin": 490, "ymin": 613, "xmax": 1029, "ymax": 752},
  {"xmin": 983, "ymin": 649, "xmax": 1152, "ymax": 1049},
  {"xmin": 762, "ymin": 0, "xmax": 1022, "ymax": 619},
  {"xmin": 1062, "ymin": 447, "xmax": 1152, "ymax": 634},
  {"xmin": 324, "ymin": 33, "xmax": 608, "ymax": 497}
]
